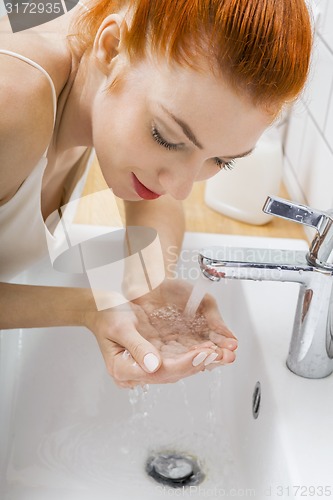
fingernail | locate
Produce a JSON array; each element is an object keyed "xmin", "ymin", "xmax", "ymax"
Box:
[
  {"xmin": 227, "ymin": 340, "xmax": 238, "ymax": 350},
  {"xmin": 192, "ymin": 352, "xmax": 208, "ymax": 367},
  {"xmin": 204, "ymin": 352, "xmax": 219, "ymax": 366},
  {"xmin": 144, "ymin": 353, "xmax": 159, "ymax": 372}
]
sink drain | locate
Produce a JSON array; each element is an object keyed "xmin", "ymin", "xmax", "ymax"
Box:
[{"xmin": 146, "ymin": 452, "xmax": 205, "ymax": 488}]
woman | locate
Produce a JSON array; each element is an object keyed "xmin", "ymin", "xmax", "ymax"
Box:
[{"xmin": 0, "ymin": 0, "xmax": 312, "ymax": 387}]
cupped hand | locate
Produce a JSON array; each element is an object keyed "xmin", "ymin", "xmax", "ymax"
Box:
[
  {"xmin": 83, "ymin": 291, "xmax": 218, "ymax": 388},
  {"xmin": 133, "ymin": 278, "xmax": 238, "ymax": 368},
  {"xmin": 83, "ymin": 280, "xmax": 238, "ymax": 389}
]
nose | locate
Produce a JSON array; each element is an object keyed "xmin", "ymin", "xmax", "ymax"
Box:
[{"xmin": 158, "ymin": 160, "xmax": 201, "ymax": 200}]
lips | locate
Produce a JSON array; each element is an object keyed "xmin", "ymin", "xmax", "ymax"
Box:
[{"xmin": 132, "ymin": 173, "xmax": 162, "ymax": 200}]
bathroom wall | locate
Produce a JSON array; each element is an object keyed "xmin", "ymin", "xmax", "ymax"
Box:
[
  {"xmin": 0, "ymin": 1, "xmax": 6, "ymax": 18},
  {"xmin": 283, "ymin": 0, "xmax": 333, "ymax": 214}
]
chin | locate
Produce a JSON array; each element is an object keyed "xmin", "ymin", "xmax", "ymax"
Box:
[{"xmin": 111, "ymin": 186, "xmax": 140, "ymax": 202}]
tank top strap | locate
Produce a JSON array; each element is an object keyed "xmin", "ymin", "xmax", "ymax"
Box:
[{"xmin": 0, "ymin": 49, "xmax": 57, "ymax": 128}]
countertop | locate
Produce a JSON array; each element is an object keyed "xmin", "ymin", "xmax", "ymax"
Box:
[{"xmin": 76, "ymin": 156, "xmax": 306, "ymax": 241}]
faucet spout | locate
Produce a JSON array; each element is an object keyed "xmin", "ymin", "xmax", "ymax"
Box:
[{"xmin": 199, "ymin": 246, "xmax": 333, "ymax": 379}]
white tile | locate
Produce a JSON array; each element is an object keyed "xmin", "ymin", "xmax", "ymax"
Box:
[
  {"xmin": 309, "ymin": 0, "xmax": 329, "ymax": 33},
  {"xmin": 298, "ymin": 116, "xmax": 333, "ymax": 210},
  {"xmin": 320, "ymin": 0, "xmax": 333, "ymax": 51},
  {"xmin": 303, "ymin": 37, "xmax": 333, "ymax": 130},
  {"xmin": 0, "ymin": 1, "xmax": 7, "ymax": 17},
  {"xmin": 324, "ymin": 86, "xmax": 333, "ymax": 147},
  {"xmin": 282, "ymin": 156, "xmax": 307, "ymax": 205},
  {"xmin": 284, "ymin": 101, "xmax": 308, "ymax": 173}
]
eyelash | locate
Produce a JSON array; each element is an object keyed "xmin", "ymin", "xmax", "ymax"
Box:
[
  {"xmin": 151, "ymin": 125, "xmax": 235, "ymax": 171},
  {"xmin": 151, "ymin": 126, "xmax": 181, "ymax": 151},
  {"xmin": 214, "ymin": 158, "xmax": 235, "ymax": 171}
]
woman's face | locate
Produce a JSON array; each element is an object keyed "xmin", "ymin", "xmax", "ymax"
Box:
[{"xmin": 91, "ymin": 58, "xmax": 273, "ymax": 201}]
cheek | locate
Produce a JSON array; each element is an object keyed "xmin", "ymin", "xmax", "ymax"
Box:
[{"xmin": 93, "ymin": 122, "xmax": 160, "ymax": 178}]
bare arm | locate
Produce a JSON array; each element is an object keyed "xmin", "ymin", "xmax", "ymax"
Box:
[
  {"xmin": 0, "ymin": 283, "xmax": 91, "ymax": 329},
  {"xmin": 0, "ymin": 281, "xmax": 228, "ymax": 386}
]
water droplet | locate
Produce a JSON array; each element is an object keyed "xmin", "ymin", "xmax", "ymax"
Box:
[{"xmin": 141, "ymin": 384, "xmax": 149, "ymax": 395}]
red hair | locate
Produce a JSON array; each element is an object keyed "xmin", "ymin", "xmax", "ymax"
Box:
[{"xmin": 69, "ymin": 0, "xmax": 312, "ymax": 109}]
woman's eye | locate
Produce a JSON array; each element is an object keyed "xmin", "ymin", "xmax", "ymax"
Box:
[
  {"xmin": 151, "ymin": 125, "xmax": 182, "ymax": 151},
  {"xmin": 214, "ymin": 158, "xmax": 235, "ymax": 171}
]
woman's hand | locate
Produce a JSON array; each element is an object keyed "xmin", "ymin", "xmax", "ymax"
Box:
[
  {"xmin": 133, "ymin": 278, "xmax": 238, "ymax": 365},
  {"xmin": 83, "ymin": 279, "xmax": 237, "ymax": 388},
  {"xmin": 83, "ymin": 290, "xmax": 223, "ymax": 388}
]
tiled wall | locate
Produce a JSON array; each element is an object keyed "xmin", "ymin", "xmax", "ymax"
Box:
[
  {"xmin": 0, "ymin": 1, "xmax": 6, "ymax": 17},
  {"xmin": 283, "ymin": 0, "xmax": 333, "ymax": 213}
]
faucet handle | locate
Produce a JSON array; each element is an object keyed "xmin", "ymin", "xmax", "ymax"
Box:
[
  {"xmin": 263, "ymin": 196, "xmax": 329, "ymax": 230},
  {"xmin": 263, "ymin": 196, "xmax": 333, "ymax": 270}
]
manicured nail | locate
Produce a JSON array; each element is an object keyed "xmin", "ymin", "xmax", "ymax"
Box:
[
  {"xmin": 192, "ymin": 352, "xmax": 208, "ymax": 367},
  {"xmin": 204, "ymin": 352, "xmax": 219, "ymax": 366},
  {"xmin": 144, "ymin": 353, "xmax": 159, "ymax": 372},
  {"xmin": 227, "ymin": 340, "xmax": 238, "ymax": 350}
]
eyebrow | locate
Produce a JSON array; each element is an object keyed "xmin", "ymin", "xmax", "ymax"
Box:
[
  {"xmin": 223, "ymin": 149, "xmax": 254, "ymax": 160},
  {"xmin": 160, "ymin": 104, "xmax": 204, "ymax": 149},
  {"xmin": 159, "ymin": 104, "xmax": 254, "ymax": 159}
]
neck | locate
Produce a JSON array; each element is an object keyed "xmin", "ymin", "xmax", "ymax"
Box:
[
  {"xmin": 47, "ymin": 9, "xmax": 103, "ymax": 153},
  {"xmin": 54, "ymin": 50, "xmax": 103, "ymax": 153}
]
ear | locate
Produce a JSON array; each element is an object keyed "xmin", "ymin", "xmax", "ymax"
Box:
[{"xmin": 93, "ymin": 14, "xmax": 128, "ymax": 74}]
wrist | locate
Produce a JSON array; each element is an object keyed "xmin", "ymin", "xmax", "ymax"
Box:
[{"xmin": 48, "ymin": 287, "xmax": 95, "ymax": 327}]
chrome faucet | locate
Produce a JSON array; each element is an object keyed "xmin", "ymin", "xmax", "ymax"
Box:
[{"xmin": 199, "ymin": 196, "xmax": 333, "ymax": 379}]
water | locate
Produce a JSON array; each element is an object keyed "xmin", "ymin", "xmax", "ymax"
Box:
[
  {"xmin": 183, "ymin": 273, "xmax": 213, "ymax": 318},
  {"xmin": 148, "ymin": 303, "xmax": 216, "ymax": 358},
  {"xmin": 124, "ymin": 374, "xmax": 235, "ymax": 495},
  {"xmin": 144, "ymin": 273, "xmax": 216, "ymax": 357}
]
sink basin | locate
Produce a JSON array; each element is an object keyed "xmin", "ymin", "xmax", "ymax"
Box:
[{"xmin": 1, "ymin": 229, "xmax": 333, "ymax": 499}]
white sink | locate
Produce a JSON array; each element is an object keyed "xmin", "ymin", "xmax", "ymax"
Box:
[{"xmin": 1, "ymin": 229, "xmax": 333, "ymax": 500}]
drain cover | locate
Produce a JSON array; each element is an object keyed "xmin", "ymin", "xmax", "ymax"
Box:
[{"xmin": 146, "ymin": 452, "xmax": 204, "ymax": 488}]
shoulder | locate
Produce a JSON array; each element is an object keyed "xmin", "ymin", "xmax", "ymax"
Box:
[
  {"xmin": 0, "ymin": 52, "xmax": 55, "ymax": 141},
  {"xmin": 0, "ymin": 53, "xmax": 55, "ymax": 203}
]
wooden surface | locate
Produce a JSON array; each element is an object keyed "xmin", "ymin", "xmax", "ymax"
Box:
[{"xmin": 76, "ymin": 155, "xmax": 306, "ymax": 240}]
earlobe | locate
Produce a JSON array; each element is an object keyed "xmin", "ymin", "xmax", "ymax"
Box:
[{"xmin": 94, "ymin": 14, "xmax": 128, "ymax": 74}]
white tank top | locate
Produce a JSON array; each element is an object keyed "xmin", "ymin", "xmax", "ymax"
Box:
[{"xmin": 0, "ymin": 50, "xmax": 93, "ymax": 281}]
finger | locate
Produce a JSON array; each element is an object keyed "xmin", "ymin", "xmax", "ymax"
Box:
[
  {"xmin": 219, "ymin": 348, "xmax": 237, "ymax": 364},
  {"xmin": 156, "ymin": 347, "xmax": 218, "ymax": 382},
  {"xmin": 113, "ymin": 343, "xmax": 224, "ymax": 386},
  {"xmin": 208, "ymin": 330, "xmax": 238, "ymax": 351},
  {"xmin": 114, "ymin": 326, "xmax": 162, "ymax": 374},
  {"xmin": 125, "ymin": 347, "xmax": 218, "ymax": 385},
  {"xmin": 111, "ymin": 347, "xmax": 151, "ymax": 383},
  {"xmin": 188, "ymin": 341, "xmax": 218, "ymax": 351},
  {"xmin": 207, "ymin": 348, "xmax": 237, "ymax": 367},
  {"xmin": 201, "ymin": 294, "xmax": 238, "ymax": 341},
  {"xmin": 116, "ymin": 379, "xmax": 138, "ymax": 389}
]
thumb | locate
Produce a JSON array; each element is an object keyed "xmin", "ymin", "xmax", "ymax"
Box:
[{"xmin": 121, "ymin": 328, "xmax": 162, "ymax": 373}]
